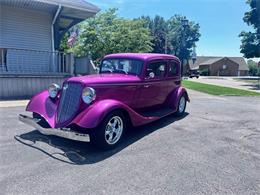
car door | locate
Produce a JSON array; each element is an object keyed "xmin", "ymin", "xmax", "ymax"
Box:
[
  {"xmin": 166, "ymin": 60, "xmax": 181, "ymax": 95},
  {"xmin": 136, "ymin": 60, "xmax": 168, "ymax": 110}
]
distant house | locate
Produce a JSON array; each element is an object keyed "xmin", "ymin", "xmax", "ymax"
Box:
[
  {"xmin": 188, "ymin": 56, "xmax": 249, "ymax": 76},
  {"xmin": 0, "ymin": 0, "xmax": 99, "ymax": 99}
]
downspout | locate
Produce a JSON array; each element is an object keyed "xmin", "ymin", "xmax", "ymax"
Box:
[
  {"xmin": 51, "ymin": 5, "xmax": 61, "ymax": 72},
  {"xmin": 52, "ymin": 4, "xmax": 61, "ymax": 52}
]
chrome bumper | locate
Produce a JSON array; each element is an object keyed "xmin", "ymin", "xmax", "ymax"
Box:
[{"xmin": 19, "ymin": 114, "xmax": 90, "ymax": 142}]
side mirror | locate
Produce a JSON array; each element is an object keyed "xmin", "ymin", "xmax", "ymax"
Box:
[{"xmin": 149, "ymin": 72, "xmax": 155, "ymax": 79}]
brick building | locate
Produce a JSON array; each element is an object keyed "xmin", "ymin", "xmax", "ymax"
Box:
[{"xmin": 188, "ymin": 56, "xmax": 249, "ymax": 76}]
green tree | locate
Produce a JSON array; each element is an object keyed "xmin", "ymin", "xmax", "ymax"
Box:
[
  {"xmin": 239, "ymin": 0, "xmax": 260, "ymax": 58},
  {"xmin": 73, "ymin": 9, "xmax": 153, "ymax": 61},
  {"xmin": 140, "ymin": 15, "xmax": 168, "ymax": 53},
  {"xmin": 247, "ymin": 59, "xmax": 259, "ymax": 76},
  {"xmin": 59, "ymin": 33, "xmax": 70, "ymax": 52},
  {"xmin": 167, "ymin": 15, "xmax": 200, "ymax": 64},
  {"xmin": 140, "ymin": 15, "xmax": 200, "ymax": 63}
]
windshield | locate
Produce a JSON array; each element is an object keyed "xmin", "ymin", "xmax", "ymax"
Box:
[{"xmin": 100, "ymin": 58, "xmax": 143, "ymax": 75}]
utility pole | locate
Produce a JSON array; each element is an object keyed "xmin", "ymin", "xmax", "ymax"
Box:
[
  {"xmin": 258, "ymin": 61, "xmax": 260, "ymax": 89},
  {"xmin": 180, "ymin": 19, "xmax": 188, "ymax": 77},
  {"xmin": 165, "ymin": 34, "xmax": 167, "ymax": 54}
]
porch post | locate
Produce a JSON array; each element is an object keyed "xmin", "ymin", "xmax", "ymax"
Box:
[{"xmin": 66, "ymin": 53, "xmax": 75, "ymax": 76}]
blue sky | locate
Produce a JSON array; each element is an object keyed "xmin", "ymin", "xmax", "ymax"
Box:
[{"xmin": 88, "ymin": 0, "xmax": 253, "ymax": 57}]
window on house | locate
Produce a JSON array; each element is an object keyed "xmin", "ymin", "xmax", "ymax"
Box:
[{"xmin": 0, "ymin": 48, "xmax": 7, "ymax": 66}]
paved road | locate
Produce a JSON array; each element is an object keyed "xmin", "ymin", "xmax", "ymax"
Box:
[
  {"xmin": 1, "ymin": 90, "xmax": 260, "ymax": 195},
  {"xmin": 188, "ymin": 76, "xmax": 260, "ymax": 93}
]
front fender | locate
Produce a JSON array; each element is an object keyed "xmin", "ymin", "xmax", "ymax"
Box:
[
  {"xmin": 166, "ymin": 86, "xmax": 190, "ymax": 110},
  {"xmin": 26, "ymin": 90, "xmax": 58, "ymax": 128},
  {"xmin": 72, "ymin": 99, "xmax": 155, "ymax": 129}
]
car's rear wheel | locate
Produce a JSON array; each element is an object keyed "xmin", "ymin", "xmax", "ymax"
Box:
[
  {"xmin": 90, "ymin": 110, "xmax": 126, "ymax": 150},
  {"xmin": 175, "ymin": 95, "xmax": 186, "ymax": 116}
]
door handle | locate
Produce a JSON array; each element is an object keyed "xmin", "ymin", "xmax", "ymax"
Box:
[{"xmin": 144, "ymin": 85, "xmax": 150, "ymax": 88}]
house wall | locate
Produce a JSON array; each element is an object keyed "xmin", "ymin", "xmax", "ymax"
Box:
[
  {"xmin": 74, "ymin": 56, "xmax": 98, "ymax": 75},
  {"xmin": 209, "ymin": 58, "xmax": 239, "ymax": 76},
  {"xmin": 0, "ymin": 5, "xmax": 53, "ymax": 72},
  {"xmin": 0, "ymin": 75, "xmax": 68, "ymax": 100},
  {"xmin": 239, "ymin": 70, "xmax": 248, "ymax": 76}
]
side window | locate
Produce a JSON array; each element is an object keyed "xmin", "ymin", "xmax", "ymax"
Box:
[
  {"xmin": 168, "ymin": 61, "xmax": 178, "ymax": 77},
  {"xmin": 146, "ymin": 61, "xmax": 166, "ymax": 79}
]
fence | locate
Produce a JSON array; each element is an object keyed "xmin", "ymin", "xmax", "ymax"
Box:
[{"xmin": 0, "ymin": 48, "xmax": 73, "ymax": 75}]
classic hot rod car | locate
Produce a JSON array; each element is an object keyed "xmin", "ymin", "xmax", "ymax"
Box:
[{"xmin": 19, "ymin": 53, "xmax": 189, "ymax": 149}]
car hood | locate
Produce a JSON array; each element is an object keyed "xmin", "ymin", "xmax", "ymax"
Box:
[{"xmin": 67, "ymin": 73, "xmax": 142, "ymax": 85}]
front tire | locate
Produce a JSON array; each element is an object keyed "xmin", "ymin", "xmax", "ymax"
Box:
[
  {"xmin": 175, "ymin": 95, "xmax": 187, "ymax": 116},
  {"xmin": 90, "ymin": 110, "xmax": 126, "ymax": 150}
]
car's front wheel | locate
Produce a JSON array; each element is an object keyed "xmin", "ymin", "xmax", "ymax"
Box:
[
  {"xmin": 175, "ymin": 95, "xmax": 187, "ymax": 116},
  {"xmin": 90, "ymin": 110, "xmax": 126, "ymax": 150}
]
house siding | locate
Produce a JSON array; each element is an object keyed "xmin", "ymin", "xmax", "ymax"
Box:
[
  {"xmin": 0, "ymin": 5, "xmax": 53, "ymax": 72},
  {"xmin": 0, "ymin": 75, "xmax": 67, "ymax": 100},
  {"xmin": 0, "ymin": 5, "xmax": 52, "ymax": 50},
  {"xmin": 239, "ymin": 70, "xmax": 248, "ymax": 76}
]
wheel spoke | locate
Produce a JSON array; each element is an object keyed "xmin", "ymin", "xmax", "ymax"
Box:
[
  {"xmin": 113, "ymin": 127, "xmax": 119, "ymax": 133},
  {"xmin": 112, "ymin": 120, "xmax": 118, "ymax": 128},
  {"xmin": 108, "ymin": 132, "xmax": 113, "ymax": 142},
  {"xmin": 108, "ymin": 121, "xmax": 113, "ymax": 127}
]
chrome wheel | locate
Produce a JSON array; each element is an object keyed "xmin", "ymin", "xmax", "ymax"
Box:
[
  {"xmin": 178, "ymin": 96, "xmax": 186, "ymax": 113},
  {"xmin": 105, "ymin": 116, "xmax": 123, "ymax": 145}
]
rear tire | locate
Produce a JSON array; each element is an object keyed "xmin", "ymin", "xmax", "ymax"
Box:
[
  {"xmin": 90, "ymin": 110, "xmax": 126, "ymax": 150},
  {"xmin": 175, "ymin": 95, "xmax": 187, "ymax": 116}
]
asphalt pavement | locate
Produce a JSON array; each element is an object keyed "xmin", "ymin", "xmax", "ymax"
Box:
[{"xmin": 0, "ymin": 90, "xmax": 260, "ymax": 195}]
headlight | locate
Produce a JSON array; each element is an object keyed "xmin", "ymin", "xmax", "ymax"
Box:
[
  {"xmin": 82, "ymin": 87, "xmax": 96, "ymax": 104},
  {"xmin": 48, "ymin": 83, "xmax": 60, "ymax": 98}
]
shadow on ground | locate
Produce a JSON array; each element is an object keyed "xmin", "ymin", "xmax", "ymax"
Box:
[
  {"xmin": 14, "ymin": 113, "xmax": 189, "ymax": 165},
  {"xmin": 241, "ymin": 83, "xmax": 260, "ymax": 91}
]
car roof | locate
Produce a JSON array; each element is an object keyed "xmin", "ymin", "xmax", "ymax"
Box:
[{"xmin": 104, "ymin": 53, "xmax": 180, "ymax": 62}]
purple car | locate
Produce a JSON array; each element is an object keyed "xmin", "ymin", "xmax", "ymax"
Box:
[{"xmin": 19, "ymin": 53, "xmax": 190, "ymax": 149}]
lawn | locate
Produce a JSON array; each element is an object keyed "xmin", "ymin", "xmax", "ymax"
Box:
[{"xmin": 182, "ymin": 80, "xmax": 260, "ymax": 96}]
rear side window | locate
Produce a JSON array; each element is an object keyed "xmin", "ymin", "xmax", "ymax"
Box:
[
  {"xmin": 146, "ymin": 61, "xmax": 167, "ymax": 78},
  {"xmin": 168, "ymin": 61, "xmax": 179, "ymax": 77}
]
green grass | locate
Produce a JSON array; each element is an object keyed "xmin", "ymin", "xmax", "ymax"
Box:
[{"xmin": 182, "ymin": 80, "xmax": 260, "ymax": 96}]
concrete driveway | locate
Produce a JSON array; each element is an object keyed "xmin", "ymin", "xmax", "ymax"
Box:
[
  {"xmin": 188, "ymin": 76, "xmax": 260, "ymax": 92},
  {"xmin": 0, "ymin": 90, "xmax": 260, "ymax": 195}
]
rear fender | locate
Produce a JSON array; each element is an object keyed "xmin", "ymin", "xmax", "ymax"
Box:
[{"xmin": 166, "ymin": 86, "xmax": 190, "ymax": 110}]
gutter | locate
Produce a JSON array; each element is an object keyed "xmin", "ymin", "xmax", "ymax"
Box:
[{"xmin": 38, "ymin": 0, "xmax": 100, "ymax": 14}]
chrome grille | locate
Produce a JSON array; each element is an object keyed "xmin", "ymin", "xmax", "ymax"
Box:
[{"xmin": 57, "ymin": 82, "xmax": 82, "ymax": 124}]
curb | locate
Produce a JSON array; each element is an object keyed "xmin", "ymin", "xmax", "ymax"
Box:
[{"xmin": 0, "ymin": 100, "xmax": 29, "ymax": 108}]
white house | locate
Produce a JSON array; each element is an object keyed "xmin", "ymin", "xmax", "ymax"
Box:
[{"xmin": 0, "ymin": 0, "xmax": 99, "ymax": 99}]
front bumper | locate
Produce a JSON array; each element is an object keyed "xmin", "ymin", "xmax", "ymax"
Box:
[{"xmin": 19, "ymin": 114, "xmax": 90, "ymax": 142}]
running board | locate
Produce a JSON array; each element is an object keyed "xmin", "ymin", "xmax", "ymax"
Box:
[{"xmin": 139, "ymin": 107, "xmax": 175, "ymax": 118}]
